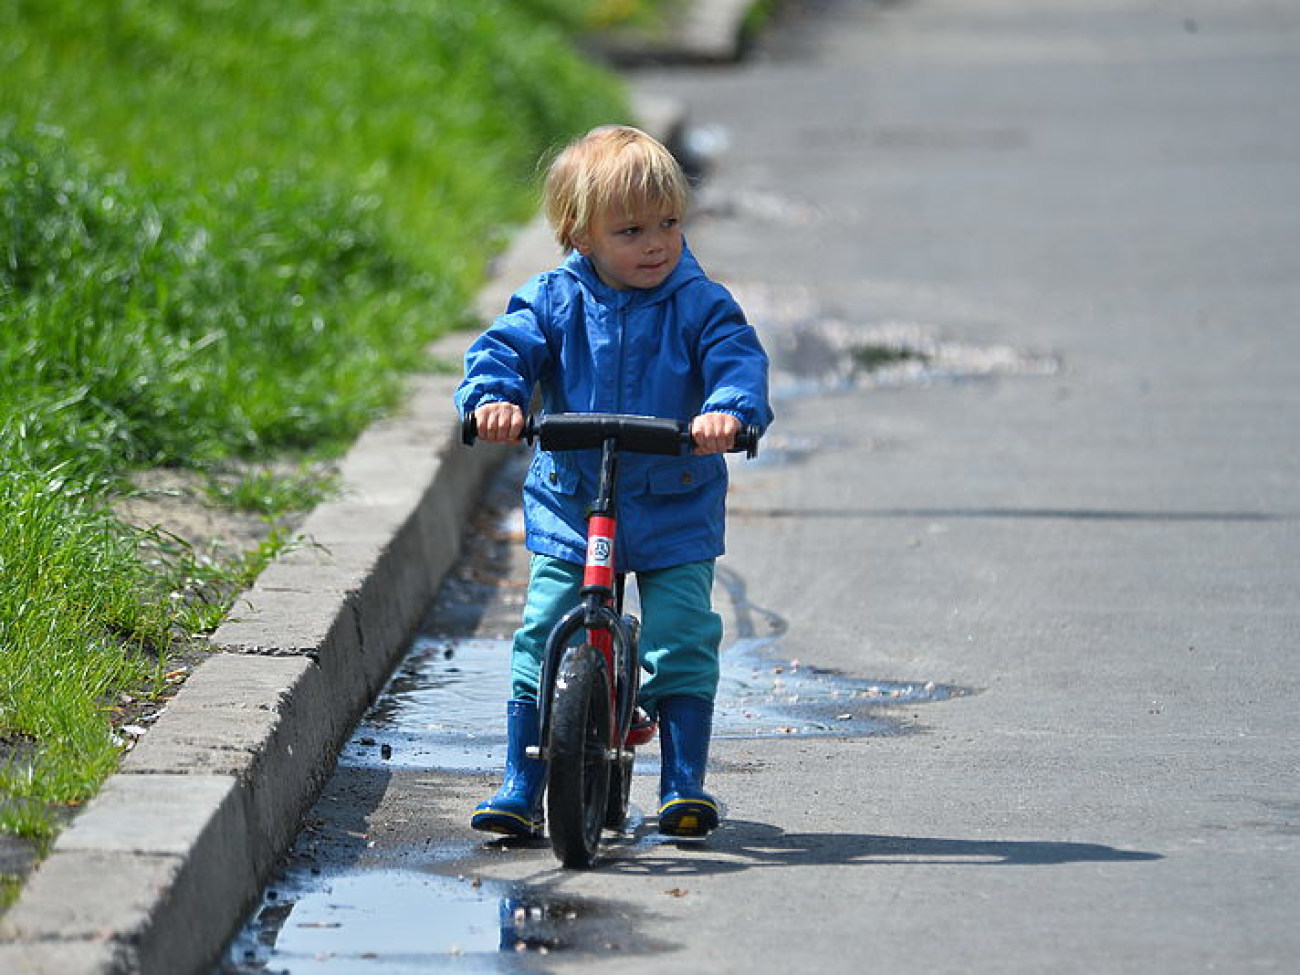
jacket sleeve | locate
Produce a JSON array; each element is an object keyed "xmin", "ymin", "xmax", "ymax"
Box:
[
  {"xmin": 453, "ymin": 275, "xmax": 553, "ymax": 416},
  {"xmin": 695, "ymin": 285, "xmax": 775, "ymax": 432}
]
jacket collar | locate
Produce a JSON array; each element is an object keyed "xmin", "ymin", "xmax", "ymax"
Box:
[{"xmin": 561, "ymin": 240, "xmax": 705, "ymax": 307}]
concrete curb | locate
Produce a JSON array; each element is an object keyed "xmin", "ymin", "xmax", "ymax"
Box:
[
  {"xmin": 0, "ymin": 85, "xmax": 704, "ymax": 972},
  {"xmin": 0, "ymin": 365, "xmax": 508, "ymax": 975}
]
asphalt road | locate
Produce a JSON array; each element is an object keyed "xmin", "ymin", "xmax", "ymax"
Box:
[{"xmin": 222, "ymin": 2, "xmax": 1300, "ymax": 972}]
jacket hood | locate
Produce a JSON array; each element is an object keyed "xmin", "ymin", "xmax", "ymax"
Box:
[{"xmin": 559, "ymin": 239, "xmax": 706, "ymax": 307}]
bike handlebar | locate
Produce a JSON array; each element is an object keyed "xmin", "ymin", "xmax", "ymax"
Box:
[{"xmin": 461, "ymin": 411, "xmax": 761, "ymax": 459}]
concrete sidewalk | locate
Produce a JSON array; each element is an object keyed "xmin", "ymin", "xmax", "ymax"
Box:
[
  {"xmin": 0, "ymin": 4, "xmax": 758, "ymax": 971},
  {"xmin": 617, "ymin": 3, "xmax": 1300, "ymax": 972}
]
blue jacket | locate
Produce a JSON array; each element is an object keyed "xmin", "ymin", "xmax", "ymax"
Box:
[{"xmin": 455, "ymin": 243, "xmax": 773, "ymax": 571}]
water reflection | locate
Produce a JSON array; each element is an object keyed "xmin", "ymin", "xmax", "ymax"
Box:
[
  {"xmin": 220, "ymin": 869, "xmax": 605, "ymax": 973},
  {"xmin": 342, "ymin": 631, "xmax": 967, "ymax": 775}
]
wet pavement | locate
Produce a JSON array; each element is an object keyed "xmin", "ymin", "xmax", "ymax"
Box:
[
  {"xmin": 216, "ymin": 453, "xmax": 967, "ymax": 973},
  {"xmin": 219, "ymin": 1, "xmax": 1300, "ymax": 971}
]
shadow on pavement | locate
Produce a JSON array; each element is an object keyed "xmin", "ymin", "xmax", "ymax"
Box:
[{"xmin": 605, "ymin": 819, "xmax": 1162, "ymax": 875}]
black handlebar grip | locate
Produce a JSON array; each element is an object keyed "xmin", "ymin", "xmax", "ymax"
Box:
[
  {"xmin": 733, "ymin": 424, "xmax": 762, "ymax": 459},
  {"xmin": 460, "ymin": 411, "xmax": 539, "ymax": 446}
]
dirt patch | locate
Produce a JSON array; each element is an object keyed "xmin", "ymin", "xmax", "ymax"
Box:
[
  {"xmin": 108, "ymin": 462, "xmax": 324, "ymax": 731},
  {"xmin": 114, "ymin": 467, "xmax": 307, "ymax": 561}
]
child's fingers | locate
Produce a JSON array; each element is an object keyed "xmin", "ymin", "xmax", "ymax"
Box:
[
  {"xmin": 691, "ymin": 413, "xmax": 741, "ymax": 454},
  {"xmin": 475, "ymin": 403, "xmax": 524, "ymax": 442}
]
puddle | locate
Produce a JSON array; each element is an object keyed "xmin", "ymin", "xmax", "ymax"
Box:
[
  {"xmin": 723, "ymin": 280, "xmax": 1060, "ymax": 398},
  {"xmin": 219, "ymin": 450, "xmax": 970, "ymax": 973},
  {"xmin": 344, "ymin": 637, "xmax": 516, "ymax": 773},
  {"xmin": 766, "ymin": 315, "xmax": 1060, "ymax": 396},
  {"xmin": 334, "ymin": 474, "xmax": 969, "ymax": 774},
  {"xmin": 218, "ymin": 868, "xmax": 641, "ymax": 973},
  {"xmin": 717, "ymin": 639, "xmax": 966, "ymax": 738},
  {"xmin": 343, "ymin": 630, "xmax": 967, "ymax": 775},
  {"xmin": 220, "ymin": 580, "xmax": 966, "ymax": 973}
]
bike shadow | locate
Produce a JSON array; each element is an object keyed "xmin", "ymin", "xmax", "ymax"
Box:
[{"xmin": 602, "ymin": 818, "xmax": 1162, "ymax": 876}]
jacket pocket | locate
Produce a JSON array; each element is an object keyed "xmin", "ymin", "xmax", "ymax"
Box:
[
  {"xmin": 531, "ymin": 450, "xmax": 581, "ymax": 496},
  {"xmin": 643, "ymin": 455, "xmax": 724, "ymax": 496}
]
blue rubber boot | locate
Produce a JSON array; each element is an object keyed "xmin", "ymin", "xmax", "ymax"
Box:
[
  {"xmin": 656, "ymin": 696, "xmax": 721, "ymax": 837},
  {"xmin": 471, "ymin": 701, "xmax": 545, "ymax": 839}
]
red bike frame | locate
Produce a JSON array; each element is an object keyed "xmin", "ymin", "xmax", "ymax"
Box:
[{"xmin": 461, "ymin": 413, "xmax": 758, "ymax": 768}]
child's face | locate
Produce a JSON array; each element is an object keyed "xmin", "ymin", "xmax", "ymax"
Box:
[{"xmin": 573, "ymin": 200, "xmax": 683, "ymax": 291}]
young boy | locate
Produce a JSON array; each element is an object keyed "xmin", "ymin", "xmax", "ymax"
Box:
[{"xmin": 455, "ymin": 125, "xmax": 772, "ymax": 839}]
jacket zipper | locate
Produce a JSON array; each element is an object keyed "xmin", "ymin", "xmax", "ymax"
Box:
[
  {"xmin": 614, "ymin": 300, "xmax": 629, "ymax": 570},
  {"xmin": 614, "ymin": 299, "xmax": 628, "ymax": 413}
]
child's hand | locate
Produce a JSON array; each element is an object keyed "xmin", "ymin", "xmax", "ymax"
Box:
[
  {"xmin": 691, "ymin": 412, "xmax": 741, "ymax": 455},
  {"xmin": 474, "ymin": 402, "xmax": 525, "ymax": 443}
]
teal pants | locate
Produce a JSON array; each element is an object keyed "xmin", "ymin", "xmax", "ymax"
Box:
[{"xmin": 510, "ymin": 555, "xmax": 722, "ymax": 714}]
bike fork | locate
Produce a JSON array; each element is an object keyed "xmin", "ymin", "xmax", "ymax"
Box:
[{"xmin": 532, "ymin": 436, "xmax": 638, "ymax": 762}]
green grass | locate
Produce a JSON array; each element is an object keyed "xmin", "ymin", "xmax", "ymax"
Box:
[
  {"xmin": 0, "ymin": 468, "xmax": 168, "ymax": 841},
  {"xmin": 2, "ymin": 125, "xmax": 434, "ymax": 475},
  {"xmin": 0, "ymin": 0, "xmax": 636, "ymax": 855},
  {"xmin": 204, "ymin": 465, "xmax": 338, "ymax": 517}
]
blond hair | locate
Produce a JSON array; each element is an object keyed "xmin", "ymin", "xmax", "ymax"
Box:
[{"xmin": 543, "ymin": 125, "xmax": 689, "ymax": 252}]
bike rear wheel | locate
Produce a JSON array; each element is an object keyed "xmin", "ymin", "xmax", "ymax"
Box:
[{"xmin": 547, "ymin": 645, "xmax": 612, "ymax": 869}]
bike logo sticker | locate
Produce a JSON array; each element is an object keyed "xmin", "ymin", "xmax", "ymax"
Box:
[{"xmin": 587, "ymin": 535, "xmax": 613, "ymax": 568}]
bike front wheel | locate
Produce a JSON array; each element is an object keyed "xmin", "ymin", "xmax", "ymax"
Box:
[{"xmin": 547, "ymin": 644, "xmax": 613, "ymax": 869}]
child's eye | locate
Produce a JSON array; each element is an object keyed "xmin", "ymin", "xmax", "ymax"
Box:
[{"xmin": 661, "ymin": 218, "xmax": 679, "ymax": 230}]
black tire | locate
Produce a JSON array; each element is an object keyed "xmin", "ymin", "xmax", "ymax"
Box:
[
  {"xmin": 605, "ymin": 751, "xmax": 633, "ymax": 830},
  {"xmin": 547, "ymin": 645, "xmax": 612, "ymax": 869}
]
